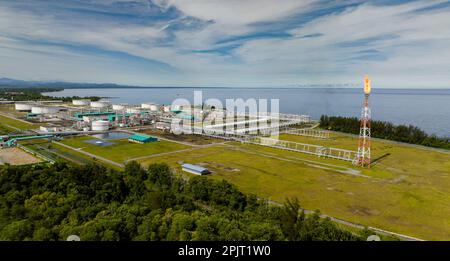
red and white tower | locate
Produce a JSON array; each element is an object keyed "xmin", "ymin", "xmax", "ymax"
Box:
[{"xmin": 354, "ymin": 75, "xmax": 372, "ymax": 167}]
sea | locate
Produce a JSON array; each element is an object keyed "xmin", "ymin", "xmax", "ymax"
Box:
[{"xmin": 44, "ymin": 88, "xmax": 450, "ymax": 137}]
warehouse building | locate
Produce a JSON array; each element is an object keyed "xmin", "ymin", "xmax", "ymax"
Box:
[
  {"xmin": 128, "ymin": 133, "xmax": 158, "ymax": 144},
  {"xmin": 181, "ymin": 164, "xmax": 210, "ymax": 175}
]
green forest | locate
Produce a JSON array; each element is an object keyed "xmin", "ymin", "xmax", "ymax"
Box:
[
  {"xmin": 0, "ymin": 161, "xmax": 371, "ymax": 241},
  {"xmin": 320, "ymin": 115, "xmax": 449, "ymax": 150}
]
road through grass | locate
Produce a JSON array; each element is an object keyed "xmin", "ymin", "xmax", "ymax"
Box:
[
  {"xmin": 0, "ymin": 114, "xmax": 37, "ymax": 130},
  {"xmin": 137, "ymin": 134, "xmax": 450, "ymax": 240},
  {"xmin": 60, "ymin": 135, "xmax": 190, "ymax": 164}
]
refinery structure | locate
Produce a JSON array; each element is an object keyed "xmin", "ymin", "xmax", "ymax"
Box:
[
  {"xmin": 1, "ymin": 96, "xmax": 356, "ymax": 162},
  {"xmin": 1, "ymin": 76, "xmax": 373, "ymax": 165}
]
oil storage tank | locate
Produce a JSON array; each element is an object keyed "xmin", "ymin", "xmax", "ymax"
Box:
[
  {"xmin": 141, "ymin": 103, "xmax": 153, "ymax": 109},
  {"xmin": 112, "ymin": 103, "xmax": 127, "ymax": 111},
  {"xmin": 91, "ymin": 120, "xmax": 109, "ymax": 131},
  {"xmin": 149, "ymin": 104, "xmax": 159, "ymax": 111},
  {"xmin": 41, "ymin": 106, "xmax": 61, "ymax": 114},
  {"xmin": 72, "ymin": 99, "xmax": 90, "ymax": 106},
  {"xmin": 126, "ymin": 107, "xmax": 142, "ymax": 114},
  {"xmin": 31, "ymin": 106, "xmax": 44, "ymax": 114},
  {"xmin": 141, "ymin": 103, "xmax": 160, "ymax": 111},
  {"xmin": 90, "ymin": 101, "xmax": 110, "ymax": 108},
  {"xmin": 15, "ymin": 103, "xmax": 34, "ymax": 112}
]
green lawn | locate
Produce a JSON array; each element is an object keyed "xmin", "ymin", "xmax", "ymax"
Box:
[
  {"xmin": 0, "ymin": 123, "xmax": 15, "ymax": 135},
  {"xmin": 0, "ymin": 114, "xmax": 37, "ymax": 130},
  {"xmin": 60, "ymin": 135, "xmax": 190, "ymax": 164},
  {"xmin": 20, "ymin": 139, "xmax": 125, "ymax": 170},
  {"xmin": 51, "ymin": 142, "xmax": 123, "ymax": 170},
  {"xmin": 137, "ymin": 134, "xmax": 450, "ymax": 240}
]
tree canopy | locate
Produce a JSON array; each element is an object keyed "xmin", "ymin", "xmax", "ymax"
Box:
[
  {"xmin": 0, "ymin": 161, "xmax": 367, "ymax": 241},
  {"xmin": 320, "ymin": 115, "xmax": 449, "ymax": 150}
]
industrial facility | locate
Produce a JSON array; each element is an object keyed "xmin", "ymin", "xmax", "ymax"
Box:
[
  {"xmin": 0, "ymin": 95, "xmax": 351, "ymax": 164},
  {"xmin": 6, "ymin": 98, "xmax": 312, "ymax": 136},
  {"xmin": 7, "ymin": 99, "xmax": 179, "ymax": 133},
  {"xmin": 1, "ymin": 94, "xmax": 364, "ymax": 165}
]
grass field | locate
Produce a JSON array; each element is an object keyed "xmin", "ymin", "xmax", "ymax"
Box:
[
  {"xmin": 60, "ymin": 135, "xmax": 190, "ymax": 164},
  {"xmin": 137, "ymin": 133, "xmax": 450, "ymax": 240},
  {"xmin": 0, "ymin": 123, "xmax": 15, "ymax": 135},
  {"xmin": 0, "ymin": 114, "xmax": 37, "ymax": 130},
  {"xmin": 0, "ymin": 104, "xmax": 27, "ymax": 117},
  {"xmin": 21, "ymin": 139, "xmax": 125, "ymax": 170}
]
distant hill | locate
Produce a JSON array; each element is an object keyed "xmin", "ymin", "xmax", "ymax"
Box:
[
  {"xmin": 0, "ymin": 77, "xmax": 36, "ymax": 87},
  {"xmin": 0, "ymin": 77, "xmax": 135, "ymax": 89}
]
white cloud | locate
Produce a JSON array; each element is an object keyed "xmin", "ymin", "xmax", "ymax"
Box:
[
  {"xmin": 158, "ymin": 0, "xmax": 314, "ymax": 25},
  {"xmin": 229, "ymin": 0, "xmax": 450, "ymax": 86},
  {"xmin": 0, "ymin": 0, "xmax": 450, "ymax": 87}
]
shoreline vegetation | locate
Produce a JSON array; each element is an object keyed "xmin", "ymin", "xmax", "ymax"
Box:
[
  {"xmin": 0, "ymin": 87, "xmax": 101, "ymax": 102},
  {"xmin": 0, "ymin": 161, "xmax": 380, "ymax": 241},
  {"xmin": 320, "ymin": 115, "xmax": 449, "ymax": 150}
]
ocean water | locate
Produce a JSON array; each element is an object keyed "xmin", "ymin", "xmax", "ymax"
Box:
[{"xmin": 44, "ymin": 88, "xmax": 450, "ymax": 137}]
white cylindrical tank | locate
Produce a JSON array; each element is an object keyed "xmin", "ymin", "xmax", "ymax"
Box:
[
  {"xmin": 90, "ymin": 101, "xmax": 110, "ymax": 108},
  {"xmin": 72, "ymin": 99, "xmax": 90, "ymax": 106},
  {"xmin": 40, "ymin": 106, "xmax": 60, "ymax": 114},
  {"xmin": 149, "ymin": 104, "xmax": 159, "ymax": 111},
  {"xmin": 112, "ymin": 104, "xmax": 127, "ymax": 111},
  {"xmin": 126, "ymin": 107, "xmax": 142, "ymax": 114},
  {"xmin": 15, "ymin": 103, "xmax": 34, "ymax": 111},
  {"xmin": 172, "ymin": 105, "xmax": 181, "ymax": 111},
  {"xmin": 141, "ymin": 103, "xmax": 154, "ymax": 109},
  {"xmin": 141, "ymin": 103, "xmax": 160, "ymax": 111},
  {"xmin": 91, "ymin": 120, "xmax": 109, "ymax": 131},
  {"xmin": 31, "ymin": 106, "xmax": 44, "ymax": 114}
]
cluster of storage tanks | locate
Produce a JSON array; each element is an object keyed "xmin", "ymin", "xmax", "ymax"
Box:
[
  {"xmin": 15, "ymin": 103, "xmax": 61, "ymax": 114},
  {"xmin": 72, "ymin": 99, "xmax": 90, "ymax": 106},
  {"xmin": 71, "ymin": 99, "xmax": 178, "ymax": 113},
  {"xmin": 90, "ymin": 101, "xmax": 110, "ymax": 108},
  {"xmin": 109, "ymin": 102, "xmax": 178, "ymax": 113},
  {"xmin": 72, "ymin": 99, "xmax": 111, "ymax": 109},
  {"xmin": 31, "ymin": 106, "xmax": 61, "ymax": 114},
  {"xmin": 141, "ymin": 103, "xmax": 181, "ymax": 112},
  {"xmin": 19, "ymin": 100, "xmax": 179, "ymax": 113},
  {"xmin": 141, "ymin": 103, "xmax": 160, "ymax": 111},
  {"xmin": 112, "ymin": 103, "xmax": 127, "ymax": 111},
  {"xmin": 14, "ymin": 103, "xmax": 35, "ymax": 112}
]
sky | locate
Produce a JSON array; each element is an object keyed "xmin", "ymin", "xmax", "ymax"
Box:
[{"xmin": 0, "ymin": 0, "xmax": 450, "ymax": 88}]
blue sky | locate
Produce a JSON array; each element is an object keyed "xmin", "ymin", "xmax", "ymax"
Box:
[{"xmin": 0, "ymin": 0, "xmax": 450, "ymax": 88}]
